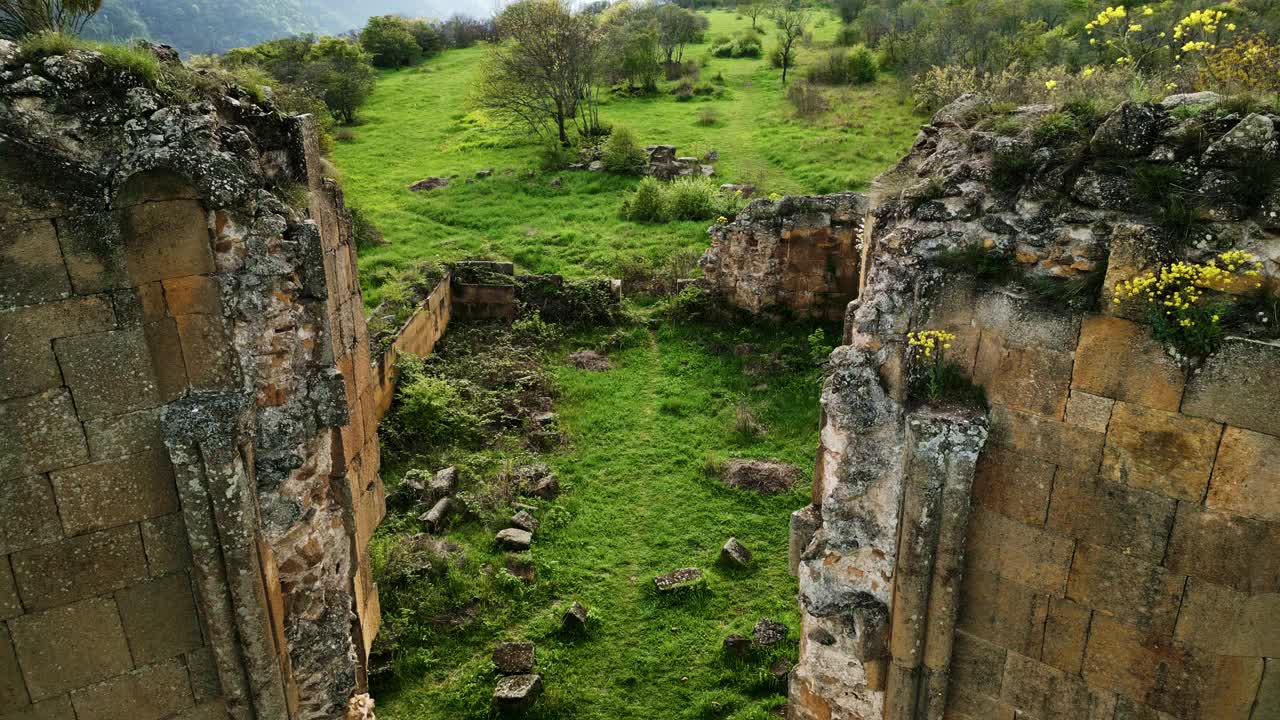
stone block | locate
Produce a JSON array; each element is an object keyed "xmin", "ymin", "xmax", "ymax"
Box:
[
  {"xmin": 0, "ymin": 696, "xmax": 78, "ymax": 720},
  {"xmin": 8, "ymin": 597, "xmax": 134, "ymax": 700},
  {"xmin": 49, "ymin": 448, "xmax": 178, "ymax": 536},
  {"xmin": 122, "ymin": 200, "xmax": 214, "ymax": 284},
  {"xmin": 172, "ymin": 702, "xmax": 229, "ymax": 720},
  {"xmin": 1064, "ymin": 390, "xmax": 1114, "ymax": 433},
  {"xmin": 1165, "ymin": 503, "xmax": 1280, "ymax": 594},
  {"xmin": 1065, "ymin": 542, "xmax": 1184, "ymax": 637},
  {"xmin": 54, "ymin": 328, "xmax": 163, "ymax": 420},
  {"xmin": 56, "ymin": 212, "xmax": 127, "ymax": 295},
  {"xmin": 1101, "ymin": 402, "xmax": 1221, "ymax": 502},
  {"xmin": 971, "ymin": 447, "xmax": 1054, "ymax": 527},
  {"xmin": 185, "ymin": 648, "xmax": 219, "ymax": 704},
  {"xmin": 0, "ymin": 389, "xmax": 89, "ymax": 480},
  {"xmin": 1207, "ymin": 426, "xmax": 1280, "ymax": 522},
  {"xmin": 173, "ymin": 313, "xmax": 236, "ymax": 389},
  {"xmin": 161, "ymin": 275, "xmax": 221, "ymax": 317},
  {"xmin": 0, "ymin": 297, "xmax": 115, "ymax": 400},
  {"xmin": 115, "ymin": 573, "xmax": 204, "ymax": 665},
  {"xmin": 1174, "ymin": 578, "xmax": 1280, "ymax": 657},
  {"xmin": 964, "ymin": 507, "xmax": 1074, "ymax": 594},
  {"xmin": 0, "ymin": 562, "xmax": 20, "ymax": 620},
  {"xmin": 973, "ymin": 333, "xmax": 1073, "ymax": 419},
  {"xmin": 945, "ymin": 684, "xmax": 1015, "ymax": 720},
  {"xmin": 974, "ymin": 290, "xmax": 1082, "ymax": 350},
  {"xmin": 1071, "ymin": 316, "xmax": 1184, "ymax": 412},
  {"xmin": 84, "ymin": 408, "xmax": 164, "ymax": 462},
  {"xmin": 141, "ymin": 513, "xmax": 192, "ymax": 577},
  {"xmin": 11, "ymin": 525, "xmax": 147, "ymax": 611},
  {"xmin": 0, "ymin": 474, "xmax": 63, "ymax": 555},
  {"xmin": 0, "ymin": 624, "xmax": 27, "ymax": 706},
  {"xmin": 0, "ymin": 220, "xmax": 70, "ymax": 308},
  {"xmin": 1113, "ymin": 697, "xmax": 1176, "ymax": 720},
  {"xmin": 1041, "ymin": 596, "xmax": 1090, "ymax": 675},
  {"xmin": 1001, "ymin": 651, "xmax": 1116, "ymax": 720},
  {"xmin": 1083, "ymin": 614, "xmax": 1262, "ymax": 718},
  {"xmin": 988, "ymin": 404, "xmax": 1105, "ymax": 473},
  {"xmin": 141, "ymin": 319, "xmax": 189, "ymax": 401},
  {"xmin": 1182, "ymin": 338, "xmax": 1280, "ymax": 437},
  {"xmin": 70, "ymin": 658, "xmax": 194, "ymax": 720},
  {"xmin": 1101, "ymin": 224, "xmax": 1164, "ymax": 321},
  {"xmin": 1046, "ymin": 471, "xmax": 1176, "ymax": 559},
  {"xmin": 957, "ymin": 569, "xmax": 1048, "ymax": 657},
  {"xmin": 949, "ymin": 630, "xmax": 1006, "ymax": 699}
]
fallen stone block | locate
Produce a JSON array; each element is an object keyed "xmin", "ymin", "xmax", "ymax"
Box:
[
  {"xmin": 723, "ymin": 634, "xmax": 751, "ymax": 660},
  {"xmin": 420, "ymin": 497, "xmax": 453, "ymax": 532},
  {"xmin": 654, "ymin": 568, "xmax": 704, "ymax": 593},
  {"xmin": 493, "ymin": 674, "xmax": 542, "ymax": 713},
  {"xmin": 562, "ymin": 601, "xmax": 588, "ymax": 632},
  {"xmin": 493, "ymin": 642, "xmax": 534, "ymax": 674},
  {"xmin": 496, "ymin": 528, "xmax": 532, "ymax": 551},
  {"xmin": 753, "ymin": 618, "xmax": 788, "ymax": 648},
  {"xmin": 511, "ymin": 510, "xmax": 539, "ymax": 533},
  {"xmin": 719, "ymin": 537, "xmax": 752, "ymax": 569},
  {"xmin": 722, "ymin": 459, "xmax": 802, "ymax": 494}
]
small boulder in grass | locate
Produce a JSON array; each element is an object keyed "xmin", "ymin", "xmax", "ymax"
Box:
[
  {"xmin": 719, "ymin": 537, "xmax": 752, "ymax": 569},
  {"xmin": 721, "ymin": 459, "xmax": 802, "ymax": 495},
  {"xmin": 420, "ymin": 497, "xmax": 453, "ymax": 532},
  {"xmin": 753, "ymin": 618, "xmax": 788, "ymax": 648},
  {"xmin": 496, "ymin": 528, "xmax": 532, "ymax": 551},
  {"xmin": 562, "ymin": 601, "xmax": 589, "ymax": 632},
  {"xmin": 569, "ymin": 350, "xmax": 612, "ymax": 371},
  {"xmin": 654, "ymin": 568, "xmax": 704, "ymax": 593},
  {"xmin": 493, "ymin": 642, "xmax": 535, "ymax": 675},
  {"xmin": 428, "ymin": 466, "xmax": 458, "ymax": 501},
  {"xmin": 493, "ymin": 674, "xmax": 542, "ymax": 713},
  {"xmin": 530, "ymin": 476, "xmax": 560, "ymax": 500},
  {"xmin": 769, "ymin": 657, "xmax": 792, "ymax": 679},
  {"xmin": 511, "ymin": 510, "xmax": 540, "ymax": 533},
  {"xmin": 723, "ymin": 634, "xmax": 751, "ymax": 660}
]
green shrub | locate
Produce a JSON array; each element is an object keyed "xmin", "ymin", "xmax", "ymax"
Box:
[
  {"xmin": 696, "ymin": 106, "xmax": 721, "ymax": 126},
  {"xmin": 392, "ymin": 371, "xmax": 485, "ymax": 446},
  {"xmin": 601, "ymin": 126, "xmax": 647, "ymax": 175},
  {"xmin": 834, "ymin": 23, "xmax": 859, "ymax": 47},
  {"xmin": 349, "ymin": 206, "xmax": 385, "ymax": 250},
  {"xmin": 786, "ymin": 80, "xmax": 828, "ymax": 117},
  {"xmin": 807, "ymin": 46, "xmax": 878, "ymax": 85},
  {"xmin": 664, "ymin": 176, "xmax": 719, "ymax": 220},
  {"xmin": 623, "ymin": 177, "xmax": 667, "ymax": 222},
  {"xmin": 673, "ymin": 79, "xmax": 695, "ymax": 101},
  {"xmin": 539, "ymin": 141, "xmax": 576, "ymax": 171},
  {"xmin": 1031, "ymin": 112, "xmax": 1085, "ymax": 147}
]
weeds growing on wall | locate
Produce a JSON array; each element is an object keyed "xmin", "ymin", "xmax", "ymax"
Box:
[
  {"xmin": 1114, "ymin": 250, "xmax": 1266, "ymax": 359},
  {"xmin": 907, "ymin": 330, "xmax": 985, "ymax": 408}
]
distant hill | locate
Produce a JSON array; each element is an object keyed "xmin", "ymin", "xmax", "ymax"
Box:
[{"xmin": 85, "ymin": 0, "xmax": 492, "ymax": 55}]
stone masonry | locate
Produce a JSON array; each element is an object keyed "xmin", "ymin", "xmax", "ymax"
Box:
[
  {"xmin": 0, "ymin": 43, "xmax": 385, "ymax": 719},
  {"xmin": 788, "ymin": 95, "xmax": 1280, "ymax": 720}
]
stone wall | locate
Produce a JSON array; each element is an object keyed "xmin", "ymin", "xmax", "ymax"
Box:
[
  {"xmin": 701, "ymin": 192, "xmax": 869, "ymax": 321},
  {"xmin": 789, "ymin": 94, "xmax": 1280, "ymax": 720},
  {"xmin": 0, "ymin": 43, "xmax": 384, "ymax": 719}
]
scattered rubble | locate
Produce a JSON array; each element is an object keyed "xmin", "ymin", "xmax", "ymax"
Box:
[
  {"xmin": 719, "ymin": 538, "xmax": 753, "ymax": 569},
  {"xmin": 569, "ymin": 350, "xmax": 612, "ymax": 371},
  {"xmin": 408, "ymin": 177, "xmax": 450, "ymax": 191},
  {"xmin": 752, "ymin": 619, "xmax": 788, "ymax": 648},
  {"xmin": 496, "ymin": 528, "xmax": 533, "ymax": 551},
  {"xmin": 493, "ymin": 674, "xmax": 543, "ymax": 713},
  {"xmin": 493, "ymin": 642, "xmax": 535, "ymax": 674},
  {"xmin": 511, "ymin": 510, "xmax": 540, "ymax": 533},
  {"xmin": 562, "ymin": 602, "xmax": 589, "ymax": 632},
  {"xmin": 420, "ymin": 497, "xmax": 454, "ymax": 532},
  {"xmin": 654, "ymin": 568, "xmax": 704, "ymax": 593}
]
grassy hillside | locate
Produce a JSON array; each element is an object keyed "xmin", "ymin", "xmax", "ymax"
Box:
[
  {"xmin": 331, "ymin": 9, "xmax": 923, "ymax": 308},
  {"xmin": 373, "ymin": 322, "xmax": 825, "ymax": 720}
]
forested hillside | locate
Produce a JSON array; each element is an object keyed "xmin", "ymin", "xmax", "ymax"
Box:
[{"xmin": 84, "ymin": 0, "xmax": 486, "ymax": 54}]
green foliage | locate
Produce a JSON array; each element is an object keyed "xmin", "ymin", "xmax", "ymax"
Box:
[
  {"xmin": 1031, "ymin": 111, "xmax": 1086, "ymax": 147},
  {"xmin": 806, "ymin": 328, "xmax": 835, "ymax": 366},
  {"xmin": 349, "ymin": 206, "xmax": 385, "ymax": 250},
  {"xmin": 711, "ymin": 30, "xmax": 763, "ymax": 58},
  {"xmin": 361, "ymin": 15, "xmax": 423, "ymax": 69},
  {"xmin": 622, "ymin": 176, "xmax": 739, "ymax": 223},
  {"xmin": 1, "ymin": 0, "xmax": 102, "ymax": 39},
  {"xmin": 19, "ymin": 33, "xmax": 160, "ymax": 85},
  {"xmin": 806, "ymin": 45, "xmax": 878, "ymax": 85},
  {"xmin": 601, "ymin": 126, "xmax": 648, "ymax": 175},
  {"xmin": 391, "ymin": 366, "xmax": 486, "ymax": 447},
  {"xmin": 932, "ymin": 244, "xmax": 1017, "ymax": 285},
  {"xmin": 990, "ymin": 144, "xmax": 1035, "ymax": 193},
  {"xmin": 623, "ymin": 176, "xmax": 668, "ymax": 222}
]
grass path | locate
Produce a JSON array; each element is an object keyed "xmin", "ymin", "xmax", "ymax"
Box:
[
  {"xmin": 331, "ymin": 10, "xmax": 923, "ymax": 308},
  {"xmin": 377, "ymin": 323, "xmax": 822, "ymax": 719}
]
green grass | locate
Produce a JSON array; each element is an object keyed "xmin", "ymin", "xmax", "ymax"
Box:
[
  {"xmin": 331, "ymin": 9, "xmax": 923, "ymax": 308},
  {"xmin": 373, "ymin": 320, "xmax": 824, "ymax": 719}
]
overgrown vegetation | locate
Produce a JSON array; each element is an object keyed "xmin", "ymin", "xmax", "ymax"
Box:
[
  {"xmin": 621, "ymin": 176, "xmax": 744, "ymax": 223},
  {"xmin": 906, "ymin": 329, "xmax": 985, "ymax": 408}
]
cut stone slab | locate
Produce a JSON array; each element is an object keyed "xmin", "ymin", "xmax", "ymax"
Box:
[
  {"xmin": 562, "ymin": 601, "xmax": 588, "ymax": 632},
  {"xmin": 753, "ymin": 618, "xmax": 788, "ymax": 647},
  {"xmin": 529, "ymin": 477, "xmax": 560, "ymax": 500},
  {"xmin": 420, "ymin": 497, "xmax": 453, "ymax": 532},
  {"xmin": 723, "ymin": 634, "xmax": 751, "ymax": 660},
  {"xmin": 654, "ymin": 568, "xmax": 703, "ymax": 593},
  {"xmin": 493, "ymin": 674, "xmax": 542, "ymax": 713},
  {"xmin": 722, "ymin": 459, "xmax": 802, "ymax": 495},
  {"xmin": 493, "ymin": 642, "xmax": 534, "ymax": 674},
  {"xmin": 511, "ymin": 511, "xmax": 539, "ymax": 533},
  {"xmin": 429, "ymin": 466, "xmax": 458, "ymax": 500},
  {"xmin": 569, "ymin": 350, "xmax": 611, "ymax": 371},
  {"xmin": 496, "ymin": 528, "xmax": 532, "ymax": 551},
  {"xmin": 719, "ymin": 537, "xmax": 752, "ymax": 568}
]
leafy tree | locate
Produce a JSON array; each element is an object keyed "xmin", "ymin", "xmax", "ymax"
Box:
[
  {"xmin": 405, "ymin": 18, "xmax": 444, "ymax": 57},
  {"xmin": 832, "ymin": 0, "xmax": 866, "ymax": 25},
  {"xmin": 739, "ymin": 0, "xmax": 767, "ymax": 30},
  {"xmin": 656, "ymin": 3, "xmax": 707, "ymax": 64},
  {"xmin": 361, "ymin": 14, "xmax": 422, "ymax": 69},
  {"xmin": 475, "ymin": 0, "xmax": 600, "ymax": 146},
  {"xmin": 599, "ymin": 0, "xmax": 661, "ymax": 91},
  {"xmin": 771, "ymin": 3, "xmax": 809, "ymax": 83},
  {"xmin": 0, "ymin": 0, "xmax": 102, "ymax": 38},
  {"xmin": 303, "ymin": 37, "xmax": 376, "ymax": 124}
]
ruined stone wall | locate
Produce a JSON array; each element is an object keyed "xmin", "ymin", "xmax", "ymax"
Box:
[
  {"xmin": 789, "ymin": 95, "xmax": 1280, "ymax": 720},
  {"xmin": 702, "ymin": 193, "xmax": 868, "ymax": 321},
  {"xmin": 0, "ymin": 42, "xmax": 384, "ymax": 719}
]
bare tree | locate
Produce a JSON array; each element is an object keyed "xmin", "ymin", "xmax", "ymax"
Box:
[
  {"xmin": 771, "ymin": 4, "xmax": 809, "ymax": 84},
  {"xmin": 656, "ymin": 3, "xmax": 707, "ymax": 65},
  {"xmin": 740, "ymin": 0, "xmax": 767, "ymax": 30},
  {"xmin": 0, "ymin": 0, "xmax": 101, "ymax": 39},
  {"xmin": 474, "ymin": 0, "xmax": 600, "ymax": 146}
]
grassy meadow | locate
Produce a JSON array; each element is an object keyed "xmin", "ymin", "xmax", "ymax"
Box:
[
  {"xmin": 331, "ymin": 9, "xmax": 923, "ymax": 308},
  {"xmin": 372, "ymin": 322, "xmax": 828, "ymax": 720}
]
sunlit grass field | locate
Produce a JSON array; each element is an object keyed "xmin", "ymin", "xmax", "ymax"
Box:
[{"xmin": 330, "ymin": 9, "xmax": 923, "ymax": 307}]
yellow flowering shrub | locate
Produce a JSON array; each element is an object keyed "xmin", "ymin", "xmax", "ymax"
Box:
[
  {"xmin": 1085, "ymin": 5, "xmax": 1164, "ymax": 66},
  {"xmin": 1204, "ymin": 33, "xmax": 1280, "ymax": 94},
  {"xmin": 1113, "ymin": 250, "xmax": 1265, "ymax": 357}
]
